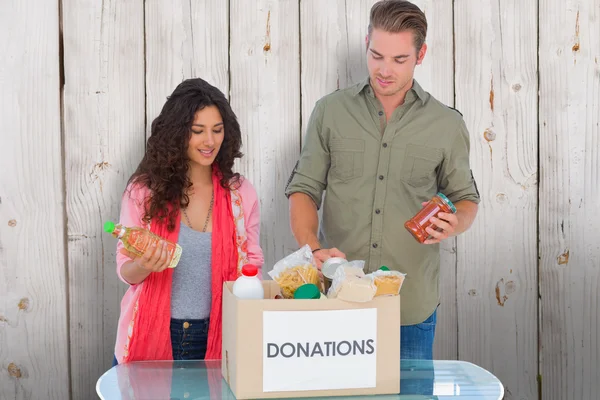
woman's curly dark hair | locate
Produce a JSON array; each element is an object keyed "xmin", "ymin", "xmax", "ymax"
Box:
[{"xmin": 128, "ymin": 78, "xmax": 243, "ymax": 231}]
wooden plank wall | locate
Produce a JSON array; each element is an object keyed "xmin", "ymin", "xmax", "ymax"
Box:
[
  {"xmin": 0, "ymin": 2, "xmax": 70, "ymax": 400},
  {"xmin": 230, "ymin": 0, "xmax": 300, "ymax": 265},
  {"xmin": 1, "ymin": 1, "xmax": 599, "ymax": 400},
  {"xmin": 539, "ymin": 0, "xmax": 600, "ymax": 399},
  {"xmin": 454, "ymin": 1, "xmax": 539, "ymax": 399},
  {"xmin": 62, "ymin": 3, "xmax": 145, "ymax": 400}
]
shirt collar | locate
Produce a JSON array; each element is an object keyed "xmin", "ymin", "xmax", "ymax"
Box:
[{"xmin": 353, "ymin": 77, "xmax": 427, "ymax": 105}]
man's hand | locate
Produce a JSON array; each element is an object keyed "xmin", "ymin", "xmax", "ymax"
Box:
[
  {"xmin": 423, "ymin": 209, "xmax": 458, "ymax": 244},
  {"xmin": 312, "ymin": 248, "xmax": 346, "ymax": 269},
  {"xmin": 421, "ymin": 199, "xmax": 478, "ymax": 245}
]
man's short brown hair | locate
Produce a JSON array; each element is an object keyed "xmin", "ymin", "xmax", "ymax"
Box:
[{"xmin": 367, "ymin": 0, "xmax": 428, "ymax": 51}]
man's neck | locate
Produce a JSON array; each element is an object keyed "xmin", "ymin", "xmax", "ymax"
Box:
[{"xmin": 372, "ymin": 79, "xmax": 414, "ymax": 119}]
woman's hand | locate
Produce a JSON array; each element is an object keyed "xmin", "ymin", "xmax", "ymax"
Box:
[
  {"xmin": 120, "ymin": 240, "xmax": 173, "ymax": 273},
  {"xmin": 119, "ymin": 241, "xmax": 174, "ymax": 284}
]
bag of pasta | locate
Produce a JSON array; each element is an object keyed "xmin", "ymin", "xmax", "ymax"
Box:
[{"xmin": 268, "ymin": 245, "xmax": 322, "ymax": 298}]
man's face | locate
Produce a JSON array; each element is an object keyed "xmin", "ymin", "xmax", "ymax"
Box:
[{"xmin": 366, "ymin": 28, "xmax": 426, "ymax": 98}]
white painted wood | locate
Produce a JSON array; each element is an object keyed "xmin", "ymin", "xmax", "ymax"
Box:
[
  {"xmin": 454, "ymin": 0, "xmax": 538, "ymax": 398},
  {"xmin": 145, "ymin": 0, "xmax": 229, "ymax": 136},
  {"xmin": 342, "ymin": 0, "xmax": 379, "ymax": 86},
  {"xmin": 2, "ymin": 2, "xmax": 600, "ymax": 400},
  {"xmin": 62, "ymin": 0, "xmax": 145, "ymax": 398},
  {"xmin": 539, "ymin": 1, "xmax": 600, "ymax": 399},
  {"xmin": 230, "ymin": 0, "xmax": 300, "ymax": 271},
  {"xmin": 300, "ymin": 0, "xmax": 346, "ymax": 126},
  {"xmin": 0, "ymin": 2, "xmax": 69, "ymax": 400},
  {"xmin": 411, "ymin": 0, "xmax": 457, "ymax": 361},
  {"xmin": 300, "ymin": 0, "xmax": 376, "ymax": 133}
]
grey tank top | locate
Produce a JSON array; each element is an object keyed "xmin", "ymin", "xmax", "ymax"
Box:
[{"xmin": 170, "ymin": 223, "xmax": 212, "ymax": 319}]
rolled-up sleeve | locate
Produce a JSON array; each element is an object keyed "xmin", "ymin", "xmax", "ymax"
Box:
[
  {"xmin": 284, "ymin": 99, "xmax": 330, "ymax": 209},
  {"xmin": 437, "ymin": 119, "xmax": 481, "ymax": 205}
]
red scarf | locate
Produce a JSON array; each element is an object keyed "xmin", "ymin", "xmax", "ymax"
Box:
[{"xmin": 125, "ymin": 169, "xmax": 239, "ymax": 362}]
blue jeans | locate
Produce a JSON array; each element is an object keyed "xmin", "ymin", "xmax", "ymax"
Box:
[
  {"xmin": 112, "ymin": 317, "xmax": 210, "ymax": 367},
  {"xmin": 170, "ymin": 318, "xmax": 209, "ymax": 360},
  {"xmin": 400, "ymin": 308, "xmax": 437, "ymax": 360},
  {"xmin": 400, "ymin": 309, "xmax": 436, "ymax": 395}
]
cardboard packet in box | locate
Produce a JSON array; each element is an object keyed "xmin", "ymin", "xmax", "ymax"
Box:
[
  {"xmin": 368, "ymin": 270, "xmax": 406, "ymax": 297},
  {"xmin": 327, "ymin": 261, "xmax": 377, "ymax": 302},
  {"xmin": 221, "ymin": 280, "xmax": 401, "ymax": 399}
]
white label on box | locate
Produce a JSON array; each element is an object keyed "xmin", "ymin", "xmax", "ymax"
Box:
[{"xmin": 262, "ymin": 308, "xmax": 377, "ymax": 392}]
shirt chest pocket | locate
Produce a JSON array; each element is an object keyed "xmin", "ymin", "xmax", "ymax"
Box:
[
  {"xmin": 400, "ymin": 144, "xmax": 443, "ymax": 187},
  {"xmin": 329, "ymin": 139, "xmax": 365, "ymax": 182}
]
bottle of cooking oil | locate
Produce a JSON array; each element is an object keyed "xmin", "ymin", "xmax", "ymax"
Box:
[{"xmin": 103, "ymin": 221, "xmax": 182, "ymax": 268}]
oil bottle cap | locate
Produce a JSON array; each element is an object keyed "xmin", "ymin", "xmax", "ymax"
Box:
[
  {"xmin": 294, "ymin": 283, "xmax": 321, "ymax": 299},
  {"xmin": 241, "ymin": 264, "xmax": 258, "ymax": 277},
  {"xmin": 379, "ymin": 266, "xmax": 390, "ymax": 271},
  {"xmin": 104, "ymin": 221, "xmax": 116, "ymax": 233}
]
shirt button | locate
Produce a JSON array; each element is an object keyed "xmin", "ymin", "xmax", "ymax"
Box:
[
  {"xmin": 183, "ymin": 321, "xmax": 190, "ymax": 329},
  {"xmin": 372, "ymin": 243, "xmax": 378, "ymax": 248},
  {"xmin": 378, "ymin": 111, "xmax": 384, "ymax": 116},
  {"xmin": 378, "ymin": 175, "xmax": 384, "ymax": 180},
  {"xmin": 375, "ymin": 209, "xmax": 381, "ymax": 214},
  {"xmin": 382, "ymin": 143, "xmax": 388, "ymax": 148}
]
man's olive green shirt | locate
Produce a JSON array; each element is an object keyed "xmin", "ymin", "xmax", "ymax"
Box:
[{"xmin": 285, "ymin": 78, "xmax": 480, "ymax": 325}]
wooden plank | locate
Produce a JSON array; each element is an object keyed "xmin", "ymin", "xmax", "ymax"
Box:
[
  {"xmin": 0, "ymin": 2, "xmax": 70, "ymax": 400},
  {"xmin": 300, "ymin": 0, "xmax": 345, "ymax": 126},
  {"xmin": 411, "ymin": 0, "xmax": 457, "ymax": 361},
  {"xmin": 145, "ymin": 0, "xmax": 229, "ymax": 136},
  {"xmin": 300, "ymin": 0, "xmax": 377, "ymax": 130},
  {"xmin": 230, "ymin": 0, "xmax": 300, "ymax": 271},
  {"xmin": 539, "ymin": 1, "xmax": 600, "ymax": 399},
  {"xmin": 342, "ymin": 1, "xmax": 379, "ymax": 85},
  {"xmin": 62, "ymin": 0, "xmax": 144, "ymax": 398},
  {"xmin": 454, "ymin": 0, "xmax": 538, "ymax": 398}
]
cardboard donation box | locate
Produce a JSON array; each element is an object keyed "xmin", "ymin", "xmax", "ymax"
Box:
[{"xmin": 221, "ymin": 281, "xmax": 401, "ymax": 399}]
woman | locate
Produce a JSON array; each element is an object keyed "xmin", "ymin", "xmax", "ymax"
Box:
[{"xmin": 112, "ymin": 78, "xmax": 263, "ymax": 365}]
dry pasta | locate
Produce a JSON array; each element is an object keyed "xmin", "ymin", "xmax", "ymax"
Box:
[{"xmin": 274, "ymin": 264, "xmax": 321, "ymax": 299}]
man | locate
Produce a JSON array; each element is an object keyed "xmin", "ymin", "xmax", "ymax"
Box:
[{"xmin": 285, "ymin": 0, "xmax": 480, "ymax": 360}]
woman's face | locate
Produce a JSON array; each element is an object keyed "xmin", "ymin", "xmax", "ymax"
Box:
[{"xmin": 187, "ymin": 105, "xmax": 225, "ymax": 168}]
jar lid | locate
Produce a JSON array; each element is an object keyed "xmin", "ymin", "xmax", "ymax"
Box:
[
  {"xmin": 294, "ymin": 283, "xmax": 321, "ymax": 299},
  {"xmin": 436, "ymin": 192, "xmax": 457, "ymax": 213},
  {"xmin": 322, "ymin": 257, "xmax": 348, "ymax": 279}
]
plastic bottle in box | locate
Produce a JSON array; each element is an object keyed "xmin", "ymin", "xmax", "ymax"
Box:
[{"xmin": 232, "ymin": 264, "xmax": 264, "ymax": 299}]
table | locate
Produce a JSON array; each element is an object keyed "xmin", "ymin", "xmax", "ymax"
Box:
[{"xmin": 96, "ymin": 359, "xmax": 504, "ymax": 399}]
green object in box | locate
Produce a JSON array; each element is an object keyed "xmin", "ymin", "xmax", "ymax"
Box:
[{"xmin": 294, "ymin": 283, "xmax": 321, "ymax": 299}]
